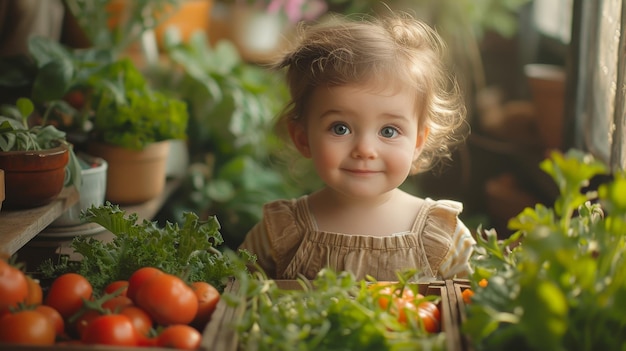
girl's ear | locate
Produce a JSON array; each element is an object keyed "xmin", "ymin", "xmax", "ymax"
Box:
[
  {"xmin": 288, "ymin": 121, "xmax": 312, "ymax": 158},
  {"xmin": 413, "ymin": 126, "xmax": 430, "ymax": 160}
]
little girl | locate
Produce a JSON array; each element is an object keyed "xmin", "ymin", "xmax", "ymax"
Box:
[{"xmin": 239, "ymin": 12, "xmax": 475, "ymax": 281}]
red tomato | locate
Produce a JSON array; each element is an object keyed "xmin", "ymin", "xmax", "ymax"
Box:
[
  {"xmin": 73, "ymin": 309, "xmax": 102, "ymax": 339},
  {"xmin": 102, "ymin": 295, "xmax": 134, "ymax": 313},
  {"xmin": 0, "ymin": 310, "xmax": 56, "ymax": 345},
  {"xmin": 418, "ymin": 300, "xmax": 441, "ymax": 323},
  {"xmin": 396, "ymin": 299, "xmax": 440, "ymax": 333},
  {"xmin": 81, "ymin": 314, "xmax": 138, "ymax": 346},
  {"xmin": 35, "ymin": 304, "xmax": 65, "ymax": 337},
  {"xmin": 0, "ymin": 259, "xmax": 28, "ymax": 314},
  {"xmin": 63, "ymin": 90, "xmax": 85, "ymax": 109},
  {"xmin": 156, "ymin": 324, "xmax": 202, "ymax": 350},
  {"xmin": 44, "ymin": 273, "xmax": 93, "ymax": 320},
  {"xmin": 135, "ymin": 273, "xmax": 198, "ymax": 326},
  {"xmin": 417, "ymin": 306, "xmax": 440, "ymax": 333},
  {"xmin": 191, "ymin": 281, "xmax": 220, "ymax": 329},
  {"xmin": 120, "ymin": 305, "xmax": 153, "ymax": 338},
  {"xmin": 127, "ymin": 267, "xmax": 163, "ymax": 302},
  {"xmin": 104, "ymin": 280, "xmax": 129, "ymax": 296}
]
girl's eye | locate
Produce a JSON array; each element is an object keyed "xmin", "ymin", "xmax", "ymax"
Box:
[
  {"xmin": 380, "ymin": 126, "xmax": 399, "ymax": 138},
  {"xmin": 331, "ymin": 123, "xmax": 350, "ymax": 135}
]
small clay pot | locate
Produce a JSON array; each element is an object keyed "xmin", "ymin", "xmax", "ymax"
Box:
[
  {"xmin": 0, "ymin": 144, "xmax": 69, "ymax": 209},
  {"xmin": 87, "ymin": 141, "xmax": 170, "ymax": 205}
]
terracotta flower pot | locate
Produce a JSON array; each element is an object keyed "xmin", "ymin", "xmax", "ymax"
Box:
[
  {"xmin": 0, "ymin": 144, "xmax": 69, "ymax": 209},
  {"xmin": 87, "ymin": 141, "xmax": 170, "ymax": 205},
  {"xmin": 154, "ymin": 0, "xmax": 213, "ymax": 49},
  {"xmin": 524, "ymin": 64, "xmax": 566, "ymax": 151}
]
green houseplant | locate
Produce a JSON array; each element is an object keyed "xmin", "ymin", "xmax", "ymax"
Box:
[
  {"xmin": 0, "ymin": 35, "xmax": 190, "ymax": 205},
  {"xmin": 83, "ymin": 57, "xmax": 189, "ymax": 205},
  {"xmin": 0, "ymin": 98, "xmax": 81, "ymax": 209},
  {"xmin": 463, "ymin": 149, "xmax": 626, "ymax": 350}
]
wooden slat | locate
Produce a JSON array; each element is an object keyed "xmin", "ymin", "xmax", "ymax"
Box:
[
  {"xmin": 0, "ymin": 186, "xmax": 79, "ymax": 255},
  {"xmin": 204, "ymin": 279, "xmax": 464, "ymax": 351}
]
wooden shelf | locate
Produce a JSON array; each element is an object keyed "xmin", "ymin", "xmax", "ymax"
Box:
[
  {"xmin": 0, "ymin": 187, "xmax": 80, "ymax": 256},
  {"xmin": 1, "ymin": 177, "xmax": 183, "ymax": 259},
  {"xmin": 13, "ymin": 177, "xmax": 183, "ymax": 271}
]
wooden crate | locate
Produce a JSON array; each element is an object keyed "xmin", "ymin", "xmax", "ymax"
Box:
[
  {"xmin": 450, "ymin": 278, "xmax": 473, "ymax": 351},
  {"xmin": 202, "ymin": 279, "xmax": 463, "ymax": 351}
]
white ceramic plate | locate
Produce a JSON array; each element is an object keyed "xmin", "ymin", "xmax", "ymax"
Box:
[{"xmin": 38, "ymin": 222, "xmax": 106, "ymax": 239}]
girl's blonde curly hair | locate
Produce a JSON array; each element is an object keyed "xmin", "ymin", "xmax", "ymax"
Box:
[{"xmin": 272, "ymin": 11, "xmax": 468, "ymax": 174}]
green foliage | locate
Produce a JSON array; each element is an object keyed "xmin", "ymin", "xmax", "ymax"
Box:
[
  {"xmin": 89, "ymin": 58, "xmax": 189, "ymax": 149},
  {"xmin": 64, "ymin": 0, "xmax": 179, "ymax": 55},
  {"xmin": 149, "ymin": 31, "xmax": 315, "ymax": 248},
  {"xmin": 464, "ymin": 149, "xmax": 626, "ymax": 351},
  {"xmin": 37, "ymin": 203, "xmax": 254, "ymax": 293},
  {"xmin": 226, "ymin": 269, "xmax": 446, "ymax": 351},
  {"xmin": 0, "ymin": 36, "xmax": 189, "ymax": 149}
]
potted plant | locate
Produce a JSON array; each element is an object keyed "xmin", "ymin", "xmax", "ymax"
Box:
[
  {"xmin": 0, "ymin": 98, "xmax": 81, "ymax": 209},
  {"xmin": 81, "ymin": 57, "xmax": 189, "ymax": 205},
  {"xmin": 0, "ymin": 33, "xmax": 189, "ymax": 205}
]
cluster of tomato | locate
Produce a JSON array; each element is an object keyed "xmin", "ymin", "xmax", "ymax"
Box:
[
  {"xmin": 371, "ymin": 283, "xmax": 442, "ymax": 333},
  {"xmin": 0, "ymin": 259, "xmax": 220, "ymax": 350},
  {"xmin": 460, "ymin": 278, "xmax": 488, "ymax": 304}
]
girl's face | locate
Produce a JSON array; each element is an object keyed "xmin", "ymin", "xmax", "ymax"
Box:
[{"xmin": 289, "ymin": 81, "xmax": 429, "ymax": 200}]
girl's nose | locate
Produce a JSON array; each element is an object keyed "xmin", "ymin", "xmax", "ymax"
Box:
[{"xmin": 351, "ymin": 135, "xmax": 377, "ymax": 159}]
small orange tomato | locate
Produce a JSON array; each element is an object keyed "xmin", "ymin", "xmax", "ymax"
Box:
[
  {"xmin": 191, "ymin": 281, "xmax": 220, "ymax": 329},
  {"xmin": 462, "ymin": 288, "xmax": 474, "ymax": 304},
  {"xmin": 24, "ymin": 276, "xmax": 43, "ymax": 305}
]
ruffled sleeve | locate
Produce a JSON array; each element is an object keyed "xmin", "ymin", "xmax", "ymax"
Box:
[
  {"xmin": 419, "ymin": 199, "xmax": 476, "ymax": 279},
  {"xmin": 238, "ymin": 198, "xmax": 308, "ymax": 278}
]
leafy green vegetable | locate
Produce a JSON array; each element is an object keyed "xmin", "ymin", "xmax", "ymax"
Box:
[
  {"xmin": 89, "ymin": 59, "xmax": 189, "ymax": 150},
  {"xmin": 38, "ymin": 203, "xmax": 254, "ymax": 292},
  {"xmin": 225, "ymin": 269, "xmax": 447, "ymax": 351},
  {"xmin": 464, "ymin": 149, "xmax": 626, "ymax": 351}
]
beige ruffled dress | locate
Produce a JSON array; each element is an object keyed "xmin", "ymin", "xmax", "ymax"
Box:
[{"xmin": 239, "ymin": 195, "xmax": 475, "ymax": 281}]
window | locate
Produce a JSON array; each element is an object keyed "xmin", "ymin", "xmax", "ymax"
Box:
[{"xmin": 572, "ymin": 0, "xmax": 625, "ymax": 170}]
